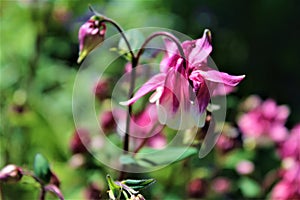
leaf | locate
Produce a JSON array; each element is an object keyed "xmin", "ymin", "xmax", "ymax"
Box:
[
  {"xmin": 120, "ymin": 147, "xmax": 197, "ymax": 168},
  {"xmin": 106, "ymin": 175, "xmax": 122, "ymax": 200},
  {"xmin": 122, "ymin": 178, "xmax": 156, "ymax": 191},
  {"xmin": 223, "ymin": 150, "xmax": 254, "ymax": 169},
  {"xmin": 239, "ymin": 177, "xmax": 261, "ymax": 198},
  {"xmin": 33, "ymin": 153, "xmax": 51, "ymax": 184}
]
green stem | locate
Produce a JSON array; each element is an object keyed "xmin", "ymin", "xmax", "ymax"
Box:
[{"xmin": 98, "ymin": 16, "xmax": 136, "ymax": 154}]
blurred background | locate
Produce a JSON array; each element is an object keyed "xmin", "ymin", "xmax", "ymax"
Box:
[{"xmin": 1, "ymin": 0, "xmax": 299, "ymax": 199}]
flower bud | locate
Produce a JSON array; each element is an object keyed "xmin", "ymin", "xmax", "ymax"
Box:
[
  {"xmin": 212, "ymin": 177, "xmax": 231, "ymax": 194},
  {"xmin": 130, "ymin": 194, "xmax": 145, "ymax": 200},
  {"xmin": 78, "ymin": 15, "xmax": 106, "ymax": 63},
  {"xmin": 84, "ymin": 183, "xmax": 102, "ymax": 200},
  {"xmin": 100, "ymin": 111, "xmax": 116, "ymax": 133},
  {"xmin": 0, "ymin": 164, "xmax": 23, "ymax": 183},
  {"xmin": 70, "ymin": 128, "xmax": 90, "ymax": 154},
  {"xmin": 94, "ymin": 79, "xmax": 111, "ymax": 102},
  {"xmin": 187, "ymin": 178, "xmax": 207, "ymax": 198}
]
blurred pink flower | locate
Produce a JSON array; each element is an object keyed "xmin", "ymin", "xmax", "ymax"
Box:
[
  {"xmin": 212, "ymin": 177, "xmax": 231, "ymax": 194},
  {"xmin": 94, "ymin": 79, "xmax": 111, "ymax": 102},
  {"xmin": 238, "ymin": 98, "xmax": 290, "ymax": 143},
  {"xmin": 78, "ymin": 16, "xmax": 106, "ymax": 63},
  {"xmin": 100, "ymin": 111, "xmax": 116, "ymax": 133},
  {"xmin": 216, "ymin": 124, "xmax": 240, "ymax": 153},
  {"xmin": 188, "ymin": 178, "xmax": 207, "ymax": 198},
  {"xmin": 70, "ymin": 128, "xmax": 90, "ymax": 154},
  {"xmin": 115, "ymin": 104, "xmax": 166, "ymax": 150},
  {"xmin": 235, "ymin": 160, "xmax": 254, "ymax": 175},
  {"xmin": 279, "ymin": 124, "xmax": 300, "ymax": 159},
  {"xmin": 122, "ymin": 30, "xmax": 245, "ymax": 130},
  {"xmin": 271, "ymin": 180, "xmax": 299, "ymax": 200},
  {"xmin": 281, "ymin": 160, "xmax": 300, "ymax": 184}
]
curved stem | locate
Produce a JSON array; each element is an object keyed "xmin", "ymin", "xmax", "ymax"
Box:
[
  {"xmin": 136, "ymin": 32, "xmax": 187, "ymax": 69},
  {"xmin": 97, "ymin": 17, "xmax": 137, "ymax": 154},
  {"xmin": 101, "ymin": 18, "xmax": 135, "ymax": 61}
]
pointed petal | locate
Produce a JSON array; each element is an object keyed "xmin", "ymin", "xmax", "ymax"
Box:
[
  {"xmin": 120, "ymin": 73, "xmax": 166, "ymax": 106},
  {"xmin": 192, "ymin": 69, "xmax": 245, "ymax": 86},
  {"xmin": 183, "ymin": 29, "xmax": 212, "ymax": 66}
]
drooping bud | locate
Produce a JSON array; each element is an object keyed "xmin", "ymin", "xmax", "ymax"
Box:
[
  {"xmin": 78, "ymin": 15, "xmax": 106, "ymax": 63},
  {"xmin": 70, "ymin": 128, "xmax": 91, "ymax": 154},
  {"xmin": 187, "ymin": 178, "xmax": 207, "ymax": 198},
  {"xmin": 0, "ymin": 164, "xmax": 23, "ymax": 183},
  {"xmin": 100, "ymin": 111, "xmax": 116, "ymax": 134},
  {"xmin": 94, "ymin": 79, "xmax": 111, "ymax": 102}
]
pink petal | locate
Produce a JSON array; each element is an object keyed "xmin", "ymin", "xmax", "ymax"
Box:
[
  {"xmin": 192, "ymin": 69, "xmax": 245, "ymax": 86},
  {"xmin": 183, "ymin": 29, "xmax": 212, "ymax": 66},
  {"xmin": 120, "ymin": 73, "xmax": 166, "ymax": 106}
]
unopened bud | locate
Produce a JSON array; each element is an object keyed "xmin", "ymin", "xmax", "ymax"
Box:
[
  {"xmin": 94, "ymin": 79, "xmax": 111, "ymax": 102},
  {"xmin": 100, "ymin": 111, "xmax": 116, "ymax": 133},
  {"xmin": 78, "ymin": 15, "xmax": 106, "ymax": 63},
  {"xmin": 0, "ymin": 164, "xmax": 23, "ymax": 183},
  {"xmin": 70, "ymin": 128, "xmax": 90, "ymax": 154},
  {"xmin": 130, "ymin": 194, "xmax": 145, "ymax": 200}
]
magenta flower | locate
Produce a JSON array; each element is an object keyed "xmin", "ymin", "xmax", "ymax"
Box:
[
  {"xmin": 121, "ymin": 30, "xmax": 245, "ymax": 130},
  {"xmin": 279, "ymin": 124, "xmax": 300, "ymax": 159},
  {"xmin": 271, "ymin": 160, "xmax": 300, "ymax": 199},
  {"xmin": 238, "ymin": 97, "xmax": 290, "ymax": 144},
  {"xmin": 77, "ymin": 16, "xmax": 106, "ymax": 63},
  {"xmin": 271, "ymin": 180, "xmax": 300, "ymax": 200}
]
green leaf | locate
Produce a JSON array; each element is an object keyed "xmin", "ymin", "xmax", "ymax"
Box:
[
  {"xmin": 33, "ymin": 153, "xmax": 51, "ymax": 184},
  {"xmin": 223, "ymin": 149, "xmax": 254, "ymax": 169},
  {"xmin": 106, "ymin": 175, "xmax": 122, "ymax": 200},
  {"xmin": 122, "ymin": 178, "xmax": 156, "ymax": 191},
  {"xmin": 239, "ymin": 177, "xmax": 261, "ymax": 198},
  {"xmin": 120, "ymin": 147, "xmax": 197, "ymax": 168}
]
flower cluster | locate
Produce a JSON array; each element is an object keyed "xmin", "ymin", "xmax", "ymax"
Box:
[
  {"xmin": 271, "ymin": 124, "xmax": 300, "ymax": 199},
  {"xmin": 238, "ymin": 96, "xmax": 290, "ymax": 144}
]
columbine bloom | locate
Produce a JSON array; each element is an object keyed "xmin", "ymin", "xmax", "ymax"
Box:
[
  {"xmin": 121, "ymin": 30, "xmax": 245, "ymax": 130},
  {"xmin": 238, "ymin": 97, "xmax": 290, "ymax": 144},
  {"xmin": 77, "ymin": 16, "xmax": 106, "ymax": 63}
]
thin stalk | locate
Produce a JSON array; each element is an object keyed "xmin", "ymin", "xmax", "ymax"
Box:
[
  {"xmin": 136, "ymin": 32, "xmax": 186, "ymax": 69},
  {"xmin": 98, "ymin": 17, "xmax": 136, "ymax": 154},
  {"xmin": 39, "ymin": 187, "xmax": 46, "ymax": 200}
]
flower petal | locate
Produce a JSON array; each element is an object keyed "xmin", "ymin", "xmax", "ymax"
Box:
[
  {"xmin": 120, "ymin": 73, "xmax": 166, "ymax": 106},
  {"xmin": 191, "ymin": 69, "xmax": 245, "ymax": 86},
  {"xmin": 182, "ymin": 29, "xmax": 212, "ymax": 66}
]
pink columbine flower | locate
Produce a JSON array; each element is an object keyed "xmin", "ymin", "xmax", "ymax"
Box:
[
  {"xmin": 77, "ymin": 16, "xmax": 106, "ymax": 63},
  {"xmin": 238, "ymin": 97, "xmax": 290, "ymax": 143},
  {"xmin": 121, "ymin": 30, "xmax": 245, "ymax": 130}
]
